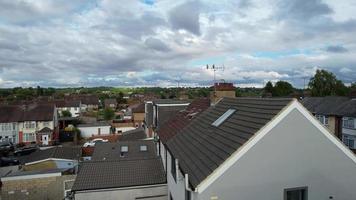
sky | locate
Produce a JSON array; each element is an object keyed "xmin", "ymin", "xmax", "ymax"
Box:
[{"xmin": 0, "ymin": 0, "xmax": 355, "ymax": 88}]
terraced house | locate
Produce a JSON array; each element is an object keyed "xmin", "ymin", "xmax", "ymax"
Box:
[{"xmin": 0, "ymin": 104, "xmax": 58, "ymax": 145}]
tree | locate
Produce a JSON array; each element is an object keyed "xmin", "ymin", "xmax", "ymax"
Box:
[
  {"xmin": 61, "ymin": 110, "xmax": 72, "ymax": 117},
  {"xmin": 103, "ymin": 108, "xmax": 115, "ymax": 120},
  {"xmin": 273, "ymin": 81, "xmax": 294, "ymax": 97},
  {"xmin": 264, "ymin": 81, "xmax": 274, "ymax": 94},
  {"xmin": 308, "ymin": 69, "xmax": 348, "ymax": 96}
]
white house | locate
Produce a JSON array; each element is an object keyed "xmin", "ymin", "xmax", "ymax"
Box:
[
  {"xmin": 162, "ymin": 97, "xmax": 356, "ymax": 200},
  {"xmin": 56, "ymin": 100, "xmax": 81, "ymax": 118},
  {"xmin": 77, "ymin": 122, "xmax": 111, "ymax": 138}
]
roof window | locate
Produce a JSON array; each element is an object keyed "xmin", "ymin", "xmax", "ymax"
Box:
[
  {"xmin": 121, "ymin": 145, "xmax": 128, "ymax": 152},
  {"xmin": 140, "ymin": 145, "xmax": 147, "ymax": 152},
  {"xmin": 212, "ymin": 109, "xmax": 236, "ymax": 127}
]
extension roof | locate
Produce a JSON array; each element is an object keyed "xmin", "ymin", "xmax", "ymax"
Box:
[
  {"xmin": 120, "ymin": 128, "xmax": 147, "ymax": 141},
  {"xmin": 157, "ymin": 98, "xmax": 210, "ymax": 144},
  {"xmin": 21, "ymin": 147, "xmax": 81, "ymax": 164},
  {"xmin": 166, "ymin": 97, "xmax": 292, "ymax": 188},
  {"xmin": 71, "ymin": 157, "xmax": 166, "ymax": 191}
]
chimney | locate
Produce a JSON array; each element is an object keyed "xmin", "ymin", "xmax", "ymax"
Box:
[{"xmin": 210, "ymin": 82, "xmax": 236, "ymax": 104}]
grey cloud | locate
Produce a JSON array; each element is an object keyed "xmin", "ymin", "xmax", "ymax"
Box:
[
  {"xmin": 325, "ymin": 45, "xmax": 348, "ymax": 53},
  {"xmin": 277, "ymin": 0, "xmax": 333, "ymax": 21},
  {"xmin": 144, "ymin": 37, "xmax": 170, "ymax": 52},
  {"xmin": 169, "ymin": 1, "xmax": 201, "ymax": 35}
]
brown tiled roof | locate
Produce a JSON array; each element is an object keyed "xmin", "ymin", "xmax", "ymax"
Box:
[
  {"xmin": 157, "ymin": 98, "xmax": 210, "ymax": 144},
  {"xmin": 0, "ymin": 105, "xmax": 24, "ymax": 123},
  {"xmin": 131, "ymin": 103, "xmax": 145, "ymax": 113},
  {"xmin": 0, "ymin": 104, "xmax": 54, "ymax": 122}
]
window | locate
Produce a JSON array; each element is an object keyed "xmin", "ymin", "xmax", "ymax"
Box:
[
  {"xmin": 185, "ymin": 190, "xmax": 191, "ymax": 200},
  {"xmin": 140, "ymin": 145, "xmax": 147, "ymax": 151},
  {"xmin": 284, "ymin": 187, "xmax": 307, "ymax": 200},
  {"xmin": 23, "ymin": 133, "xmax": 35, "ymax": 142},
  {"xmin": 121, "ymin": 145, "xmax": 128, "ymax": 152},
  {"xmin": 25, "ymin": 122, "xmax": 35, "ymax": 129},
  {"xmin": 212, "ymin": 109, "xmax": 236, "ymax": 127},
  {"xmin": 171, "ymin": 156, "xmax": 177, "ymax": 182},
  {"xmin": 343, "ymin": 117, "xmax": 355, "ymax": 129},
  {"xmin": 343, "ymin": 134, "xmax": 355, "ymax": 149},
  {"xmin": 315, "ymin": 115, "xmax": 328, "ymax": 126}
]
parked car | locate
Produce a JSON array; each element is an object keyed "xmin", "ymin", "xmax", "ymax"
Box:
[
  {"xmin": 14, "ymin": 144, "xmax": 38, "ymax": 156},
  {"xmin": 0, "ymin": 141, "xmax": 14, "ymax": 154},
  {"xmin": 83, "ymin": 138, "xmax": 108, "ymax": 147},
  {"xmin": 0, "ymin": 157, "xmax": 19, "ymax": 166}
]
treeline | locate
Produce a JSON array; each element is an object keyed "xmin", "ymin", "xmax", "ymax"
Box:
[{"xmin": 263, "ymin": 69, "xmax": 355, "ymax": 97}]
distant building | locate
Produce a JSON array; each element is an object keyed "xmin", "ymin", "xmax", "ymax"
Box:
[
  {"xmin": 210, "ymin": 82, "xmax": 236, "ymax": 104},
  {"xmin": 104, "ymin": 99, "xmax": 117, "ymax": 110},
  {"xmin": 77, "ymin": 122, "xmax": 111, "ymax": 138},
  {"xmin": 56, "ymin": 100, "xmax": 81, "ymax": 118}
]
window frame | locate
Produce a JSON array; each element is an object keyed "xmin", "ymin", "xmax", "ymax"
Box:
[
  {"xmin": 284, "ymin": 186, "xmax": 308, "ymax": 200},
  {"xmin": 171, "ymin": 155, "xmax": 177, "ymax": 182}
]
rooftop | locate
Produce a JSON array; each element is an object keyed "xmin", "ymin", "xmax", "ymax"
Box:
[
  {"xmin": 91, "ymin": 140, "xmax": 156, "ymax": 161},
  {"xmin": 157, "ymin": 98, "xmax": 210, "ymax": 144},
  {"xmin": 72, "ymin": 158, "xmax": 166, "ymax": 191},
  {"xmin": 20, "ymin": 146, "xmax": 81, "ymax": 164},
  {"xmin": 166, "ymin": 97, "xmax": 293, "ymax": 188},
  {"xmin": 120, "ymin": 128, "xmax": 147, "ymax": 141}
]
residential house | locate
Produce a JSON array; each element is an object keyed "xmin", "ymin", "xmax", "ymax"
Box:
[
  {"xmin": 336, "ymin": 99, "xmax": 356, "ymax": 150},
  {"xmin": 163, "ymin": 97, "xmax": 356, "ymax": 200},
  {"xmin": 0, "ymin": 105, "xmax": 23, "ymax": 143},
  {"xmin": 104, "ymin": 99, "xmax": 117, "ymax": 110},
  {"xmin": 77, "ymin": 122, "xmax": 111, "ymax": 138},
  {"xmin": 20, "ymin": 104, "xmax": 58, "ymax": 145},
  {"xmin": 72, "ymin": 140, "xmax": 167, "ymax": 200},
  {"xmin": 79, "ymin": 95, "xmax": 99, "ymax": 111},
  {"xmin": 56, "ymin": 100, "xmax": 81, "ymax": 118},
  {"xmin": 0, "ymin": 104, "xmax": 58, "ymax": 145},
  {"xmin": 302, "ymin": 96, "xmax": 356, "ymax": 151},
  {"xmin": 131, "ymin": 103, "xmax": 145, "ymax": 127},
  {"xmin": 301, "ymin": 96, "xmax": 349, "ymax": 139}
]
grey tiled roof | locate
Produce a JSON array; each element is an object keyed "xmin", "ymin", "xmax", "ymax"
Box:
[
  {"xmin": 335, "ymin": 99, "xmax": 356, "ymax": 117},
  {"xmin": 71, "ymin": 158, "xmax": 166, "ymax": 191},
  {"xmin": 120, "ymin": 128, "xmax": 147, "ymax": 141},
  {"xmin": 301, "ymin": 96, "xmax": 350, "ymax": 115},
  {"xmin": 153, "ymin": 99, "xmax": 191, "ymax": 105},
  {"xmin": 22, "ymin": 147, "xmax": 81, "ymax": 164},
  {"xmin": 166, "ymin": 97, "xmax": 292, "ymax": 188},
  {"xmin": 92, "ymin": 140, "xmax": 156, "ymax": 161},
  {"xmin": 156, "ymin": 105, "xmax": 189, "ymax": 128},
  {"xmin": 145, "ymin": 102, "xmax": 153, "ymax": 127}
]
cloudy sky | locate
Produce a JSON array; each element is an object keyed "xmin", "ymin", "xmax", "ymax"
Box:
[{"xmin": 0, "ymin": 0, "xmax": 355, "ymax": 88}]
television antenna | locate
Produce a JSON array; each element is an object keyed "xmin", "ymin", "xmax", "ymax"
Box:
[{"xmin": 206, "ymin": 64, "xmax": 225, "ymax": 97}]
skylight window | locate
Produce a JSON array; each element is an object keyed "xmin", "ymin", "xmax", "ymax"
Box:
[
  {"xmin": 140, "ymin": 145, "xmax": 147, "ymax": 152},
  {"xmin": 212, "ymin": 109, "xmax": 236, "ymax": 127},
  {"xmin": 121, "ymin": 145, "xmax": 128, "ymax": 152}
]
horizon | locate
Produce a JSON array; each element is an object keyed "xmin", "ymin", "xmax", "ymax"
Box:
[{"xmin": 0, "ymin": 0, "xmax": 355, "ymax": 88}]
